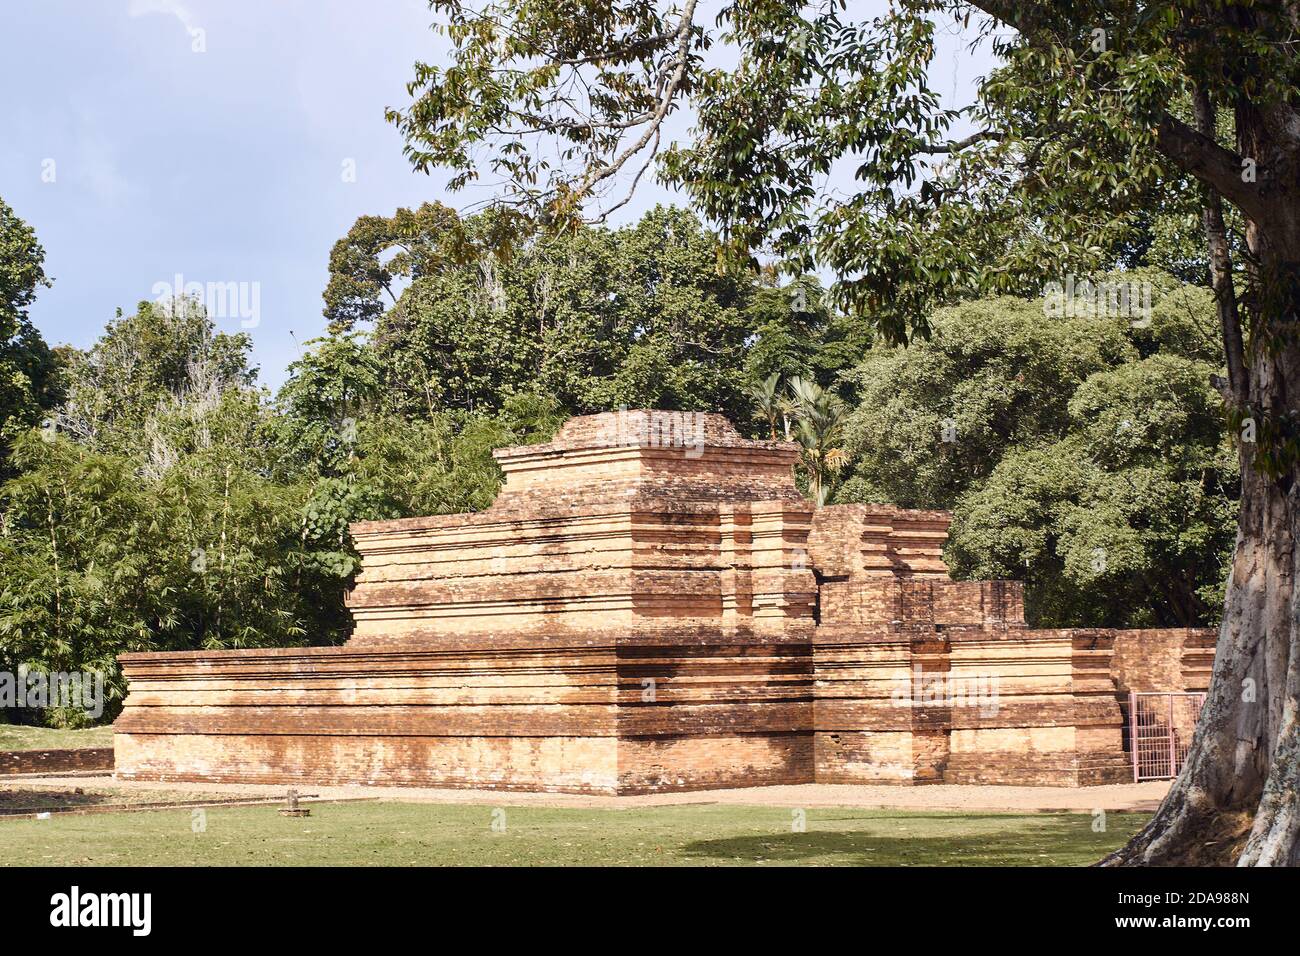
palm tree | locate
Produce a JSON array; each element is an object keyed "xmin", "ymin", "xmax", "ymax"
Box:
[
  {"xmin": 747, "ymin": 372, "xmax": 783, "ymax": 440},
  {"xmin": 785, "ymin": 376, "xmax": 848, "ymax": 506}
]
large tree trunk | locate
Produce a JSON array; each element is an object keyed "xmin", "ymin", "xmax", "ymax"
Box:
[
  {"xmin": 1101, "ymin": 60, "xmax": 1300, "ymax": 863},
  {"xmin": 961, "ymin": 0, "xmax": 1300, "ymax": 868},
  {"xmin": 1104, "ymin": 278, "xmax": 1300, "ymax": 867}
]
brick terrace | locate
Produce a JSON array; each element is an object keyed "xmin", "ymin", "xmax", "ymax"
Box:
[{"xmin": 114, "ymin": 411, "xmax": 1213, "ymax": 793}]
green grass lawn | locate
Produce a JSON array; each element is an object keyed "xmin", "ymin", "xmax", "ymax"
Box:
[
  {"xmin": 0, "ymin": 801, "xmax": 1146, "ymax": 866},
  {"xmin": 0, "ymin": 724, "xmax": 114, "ymax": 751}
]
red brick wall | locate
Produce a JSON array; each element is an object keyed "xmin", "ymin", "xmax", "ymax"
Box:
[{"xmin": 0, "ymin": 747, "xmax": 114, "ymax": 775}]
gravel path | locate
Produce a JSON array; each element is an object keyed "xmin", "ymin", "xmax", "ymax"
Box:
[{"xmin": 14, "ymin": 775, "xmax": 1171, "ymax": 813}]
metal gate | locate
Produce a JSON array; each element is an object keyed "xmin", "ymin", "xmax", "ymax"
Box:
[{"xmin": 1129, "ymin": 692, "xmax": 1206, "ymax": 782}]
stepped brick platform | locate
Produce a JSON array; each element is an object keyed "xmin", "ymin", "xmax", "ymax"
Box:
[{"xmin": 115, "ymin": 410, "xmax": 1215, "ymax": 792}]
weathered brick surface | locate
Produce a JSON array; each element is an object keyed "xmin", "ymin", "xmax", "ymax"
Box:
[
  {"xmin": 0, "ymin": 747, "xmax": 114, "ymax": 775},
  {"xmin": 118, "ymin": 413, "xmax": 817, "ymax": 793},
  {"xmin": 115, "ymin": 410, "xmax": 1216, "ymax": 791},
  {"xmin": 807, "ymin": 504, "xmax": 1211, "ymax": 787}
]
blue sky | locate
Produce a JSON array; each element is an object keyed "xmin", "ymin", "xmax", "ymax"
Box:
[{"xmin": 1, "ymin": 1, "xmax": 997, "ymax": 390}]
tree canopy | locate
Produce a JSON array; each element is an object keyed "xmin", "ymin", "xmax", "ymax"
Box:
[
  {"xmin": 835, "ymin": 277, "xmax": 1233, "ymax": 628},
  {"xmin": 325, "ymin": 203, "xmax": 852, "ymax": 423},
  {"xmin": 0, "ymin": 198, "xmax": 60, "ymax": 482}
]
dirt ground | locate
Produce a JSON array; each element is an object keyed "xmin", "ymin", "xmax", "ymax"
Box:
[{"xmin": 7, "ymin": 774, "xmax": 1172, "ymax": 813}]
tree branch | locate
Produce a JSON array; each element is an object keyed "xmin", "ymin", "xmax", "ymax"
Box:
[
  {"xmin": 592, "ymin": 128, "xmax": 661, "ymax": 224},
  {"xmin": 1154, "ymin": 112, "xmax": 1270, "ymax": 226},
  {"xmin": 575, "ymin": 0, "xmax": 697, "ymax": 200},
  {"xmin": 1193, "ymin": 87, "xmax": 1249, "ymax": 406},
  {"xmin": 917, "ymin": 129, "xmax": 1002, "ymax": 154},
  {"xmin": 966, "ymin": 2, "xmax": 1273, "ymax": 223}
]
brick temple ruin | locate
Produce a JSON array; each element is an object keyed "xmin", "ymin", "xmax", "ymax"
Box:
[{"xmin": 114, "ymin": 410, "xmax": 1215, "ymax": 792}]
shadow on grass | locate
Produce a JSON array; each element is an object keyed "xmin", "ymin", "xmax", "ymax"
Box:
[
  {"xmin": 680, "ymin": 813, "xmax": 1141, "ymax": 867},
  {"xmin": 0, "ymin": 787, "xmax": 118, "ymax": 814}
]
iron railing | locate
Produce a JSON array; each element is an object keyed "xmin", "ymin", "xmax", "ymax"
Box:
[{"xmin": 1129, "ymin": 691, "xmax": 1206, "ymax": 782}]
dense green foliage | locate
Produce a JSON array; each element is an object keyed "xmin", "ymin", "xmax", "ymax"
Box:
[
  {"xmin": 387, "ymin": 3, "xmax": 1254, "ymax": 335},
  {"xmin": 836, "ymin": 276, "xmax": 1234, "ymax": 627},
  {"xmin": 329, "ymin": 204, "xmax": 857, "ymax": 421},
  {"xmin": 0, "ymin": 199, "xmax": 60, "ymax": 482}
]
